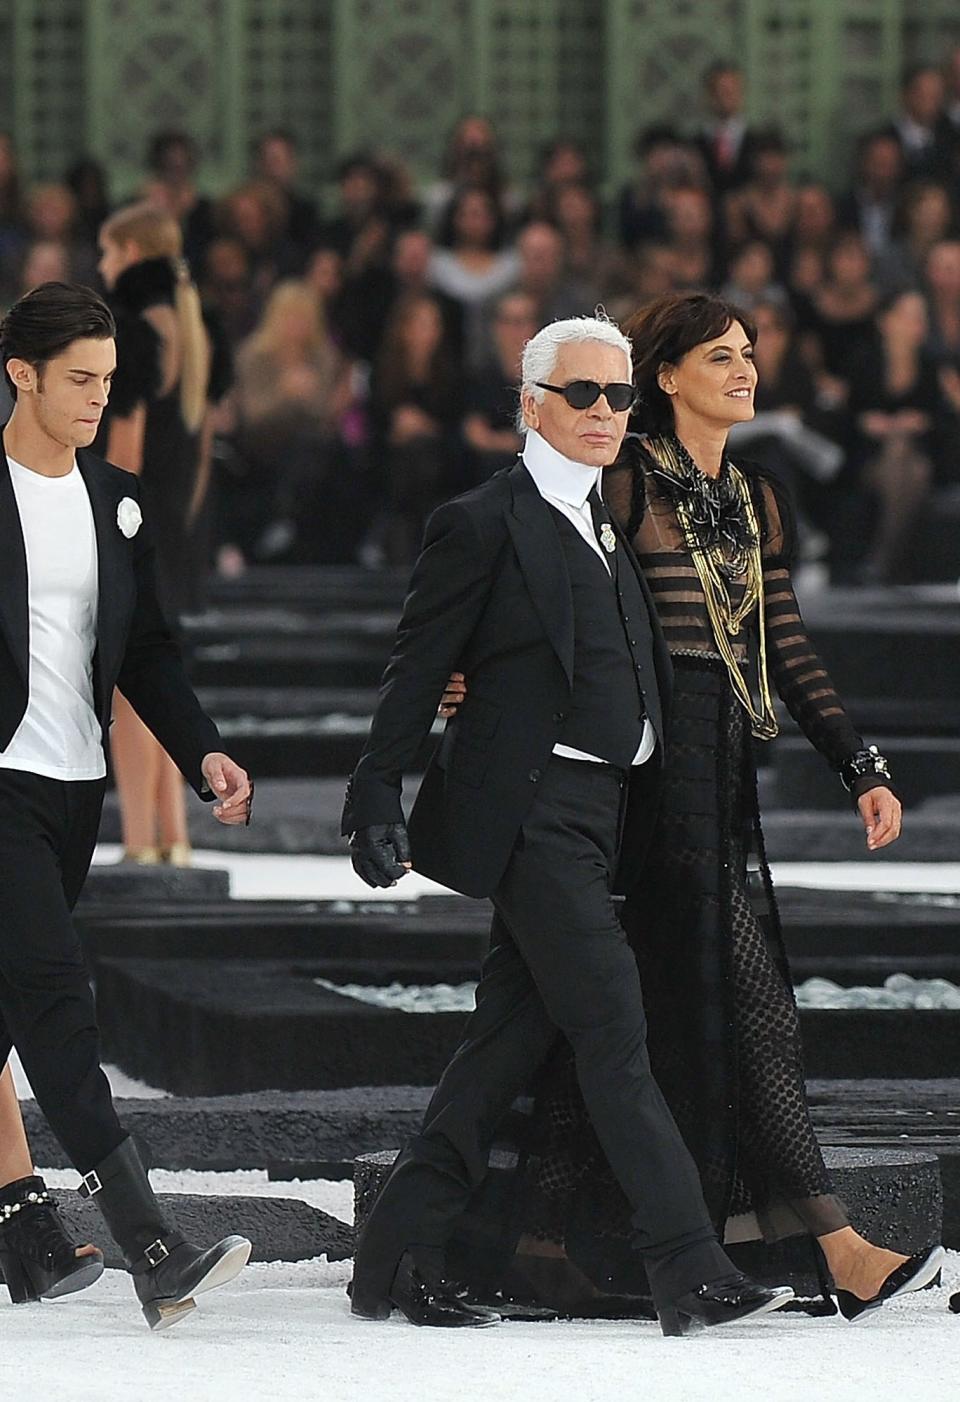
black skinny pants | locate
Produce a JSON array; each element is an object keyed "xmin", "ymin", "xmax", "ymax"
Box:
[
  {"xmin": 354, "ymin": 756, "xmax": 733, "ymax": 1302},
  {"xmin": 0, "ymin": 770, "xmax": 126, "ymax": 1173}
]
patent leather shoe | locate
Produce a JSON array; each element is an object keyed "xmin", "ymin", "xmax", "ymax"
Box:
[
  {"xmin": 836, "ymin": 1246, "xmax": 945, "ymax": 1322},
  {"xmin": 351, "ymin": 1251, "xmax": 500, "ymax": 1327},
  {"xmin": 657, "ymin": 1273, "xmax": 794, "ymax": 1337}
]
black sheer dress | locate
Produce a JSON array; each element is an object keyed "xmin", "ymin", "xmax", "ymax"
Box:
[{"xmin": 446, "ymin": 436, "xmax": 887, "ymax": 1309}]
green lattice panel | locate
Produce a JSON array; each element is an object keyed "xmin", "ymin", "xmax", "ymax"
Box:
[
  {"xmin": 903, "ymin": 0, "xmax": 960, "ymax": 66},
  {"xmin": 604, "ymin": 0, "xmax": 745, "ymax": 195},
  {"xmin": 242, "ymin": 2, "xmax": 335, "ymax": 189},
  {"xmin": 0, "ymin": 8, "xmax": 15, "ymax": 137},
  {"xmin": 555, "ymin": 0, "xmax": 606, "ymax": 169},
  {"xmin": 474, "ymin": 0, "xmax": 566, "ymax": 182},
  {"xmin": 85, "ymin": 0, "xmax": 245, "ymax": 200},
  {"xmin": 12, "ymin": 0, "xmax": 85, "ymax": 182}
]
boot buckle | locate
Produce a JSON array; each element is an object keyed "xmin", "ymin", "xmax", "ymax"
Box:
[
  {"xmin": 144, "ymin": 1238, "xmax": 170, "ymax": 1268},
  {"xmin": 79, "ymin": 1170, "xmax": 103, "ymax": 1198}
]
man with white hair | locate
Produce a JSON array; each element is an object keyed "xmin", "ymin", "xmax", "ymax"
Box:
[{"xmin": 341, "ymin": 316, "xmax": 792, "ymax": 1335}]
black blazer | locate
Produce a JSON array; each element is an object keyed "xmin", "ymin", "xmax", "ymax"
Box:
[
  {"xmin": 0, "ymin": 448, "xmax": 221, "ymax": 797},
  {"xmin": 342, "ymin": 460, "xmax": 673, "ymax": 898}
]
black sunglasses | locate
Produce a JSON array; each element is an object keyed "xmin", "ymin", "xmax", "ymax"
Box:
[{"xmin": 536, "ymin": 380, "xmax": 636, "ymax": 413}]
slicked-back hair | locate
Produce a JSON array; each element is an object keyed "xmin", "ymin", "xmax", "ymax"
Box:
[
  {"xmin": 0, "ymin": 281, "xmax": 115, "ymax": 397},
  {"xmin": 622, "ymin": 292, "xmax": 756, "ymax": 437},
  {"xmin": 517, "ymin": 314, "xmax": 633, "ymax": 432}
]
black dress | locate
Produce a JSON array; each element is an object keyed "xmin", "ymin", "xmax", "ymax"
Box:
[{"xmin": 446, "ymin": 439, "xmax": 885, "ymax": 1305}]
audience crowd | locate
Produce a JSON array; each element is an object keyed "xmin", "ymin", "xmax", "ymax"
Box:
[{"xmin": 3, "ymin": 56, "xmax": 960, "ymax": 585}]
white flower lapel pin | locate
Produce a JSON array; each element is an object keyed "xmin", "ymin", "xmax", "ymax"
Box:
[{"xmin": 117, "ymin": 496, "xmax": 142, "ymax": 539}]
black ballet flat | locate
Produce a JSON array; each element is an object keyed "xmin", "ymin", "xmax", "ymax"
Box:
[
  {"xmin": 351, "ymin": 1251, "xmax": 501, "ymax": 1327},
  {"xmin": 835, "ymin": 1246, "xmax": 946, "ymax": 1322},
  {"xmin": 657, "ymin": 1274, "xmax": 794, "ymax": 1337}
]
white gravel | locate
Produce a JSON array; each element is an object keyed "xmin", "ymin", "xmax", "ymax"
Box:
[{"xmin": 0, "ymin": 1253, "xmax": 957, "ymax": 1402}]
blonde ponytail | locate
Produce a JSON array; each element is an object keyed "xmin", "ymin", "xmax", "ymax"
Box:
[{"xmin": 101, "ymin": 202, "xmax": 211, "ymax": 432}]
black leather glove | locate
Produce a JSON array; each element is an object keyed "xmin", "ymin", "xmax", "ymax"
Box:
[{"xmin": 349, "ymin": 823, "xmax": 412, "ymax": 888}]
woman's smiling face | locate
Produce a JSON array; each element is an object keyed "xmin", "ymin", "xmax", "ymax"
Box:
[{"xmin": 657, "ymin": 321, "xmax": 758, "ymax": 430}]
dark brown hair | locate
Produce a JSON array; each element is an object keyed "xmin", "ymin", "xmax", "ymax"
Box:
[
  {"xmin": 1, "ymin": 281, "xmax": 115, "ymax": 397},
  {"xmin": 622, "ymin": 291, "xmax": 756, "ymax": 436}
]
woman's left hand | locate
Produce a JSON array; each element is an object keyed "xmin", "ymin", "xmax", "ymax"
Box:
[{"xmin": 857, "ymin": 785, "xmax": 901, "ymax": 851}]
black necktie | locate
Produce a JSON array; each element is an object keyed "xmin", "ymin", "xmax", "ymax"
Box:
[{"xmin": 586, "ymin": 485, "xmax": 619, "ymax": 579}]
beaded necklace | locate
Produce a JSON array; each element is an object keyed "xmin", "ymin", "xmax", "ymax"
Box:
[{"xmin": 644, "ymin": 434, "xmax": 779, "ymax": 740}]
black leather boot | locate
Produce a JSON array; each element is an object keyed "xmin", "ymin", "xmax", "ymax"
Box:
[
  {"xmin": 79, "ymin": 1138, "xmax": 251, "ymax": 1331},
  {"xmin": 655, "ymin": 1273, "xmax": 794, "ymax": 1337},
  {"xmin": 0, "ymin": 1175, "xmax": 104, "ymax": 1303},
  {"xmin": 351, "ymin": 1250, "xmax": 501, "ymax": 1327}
]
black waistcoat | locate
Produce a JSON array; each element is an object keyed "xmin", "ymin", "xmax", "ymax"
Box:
[{"xmin": 549, "ymin": 508, "xmax": 657, "ymax": 766}]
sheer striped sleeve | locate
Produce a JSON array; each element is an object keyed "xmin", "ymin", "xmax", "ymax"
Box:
[{"xmin": 758, "ymin": 480, "xmax": 884, "ymax": 798}]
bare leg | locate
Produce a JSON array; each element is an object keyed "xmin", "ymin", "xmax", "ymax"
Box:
[
  {"xmin": 818, "ymin": 1225, "xmax": 908, "ymax": 1299},
  {"xmin": 156, "ymin": 749, "xmax": 190, "ymax": 861},
  {"xmin": 0, "ymin": 1063, "xmax": 33, "ymax": 1187},
  {"xmin": 863, "ymin": 439, "xmax": 932, "ymax": 581},
  {"xmin": 111, "ymin": 691, "xmax": 162, "ymax": 857},
  {"xmin": 0, "ymin": 1064, "xmax": 98, "ymax": 1259}
]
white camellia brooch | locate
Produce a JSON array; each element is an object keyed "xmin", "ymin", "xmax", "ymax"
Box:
[{"xmin": 117, "ymin": 496, "xmax": 142, "ymax": 539}]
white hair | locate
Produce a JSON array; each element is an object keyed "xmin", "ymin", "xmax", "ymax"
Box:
[{"xmin": 516, "ymin": 313, "xmax": 633, "ymax": 432}]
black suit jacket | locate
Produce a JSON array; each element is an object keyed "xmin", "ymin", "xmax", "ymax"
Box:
[
  {"xmin": 342, "ymin": 460, "xmax": 673, "ymax": 898},
  {"xmin": 0, "ymin": 448, "xmax": 221, "ymax": 797}
]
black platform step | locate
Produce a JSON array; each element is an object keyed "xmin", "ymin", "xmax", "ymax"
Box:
[
  {"xmin": 55, "ymin": 1189, "xmax": 352, "ymax": 1267},
  {"xmin": 354, "ymin": 1145, "xmax": 943, "ymax": 1295},
  {"xmin": 79, "ymin": 864, "xmax": 231, "ymax": 906},
  {"xmin": 773, "ymin": 736, "xmax": 960, "ymax": 809}
]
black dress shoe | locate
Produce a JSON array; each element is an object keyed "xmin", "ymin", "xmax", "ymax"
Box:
[
  {"xmin": 949, "ymin": 1291, "xmax": 959, "ymax": 1314},
  {"xmin": 351, "ymin": 1251, "xmax": 500, "ymax": 1327},
  {"xmin": 657, "ymin": 1274, "xmax": 794, "ymax": 1337},
  {"xmin": 836, "ymin": 1246, "xmax": 946, "ymax": 1322},
  {"xmin": 0, "ymin": 1176, "xmax": 104, "ymax": 1304}
]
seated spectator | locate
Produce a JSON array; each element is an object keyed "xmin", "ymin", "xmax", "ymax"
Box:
[
  {"xmin": 64, "ymin": 157, "xmax": 111, "ymax": 250},
  {"xmin": 695, "ymin": 61, "xmax": 761, "ymax": 196},
  {"xmin": 229, "ymin": 280, "xmax": 351, "ymax": 564},
  {"xmin": 876, "ymin": 179, "xmax": 957, "ymax": 293},
  {"xmin": 549, "ymin": 182, "xmax": 627, "ymax": 301},
  {"xmin": 805, "ymin": 231, "xmax": 880, "ymax": 390},
  {"xmin": 660, "ymin": 184, "xmax": 718, "ymax": 287},
  {"xmin": 727, "ymin": 298, "xmax": 842, "ymax": 548},
  {"xmin": 792, "ymin": 182, "xmax": 836, "ymax": 258},
  {"xmin": 618, "ymin": 125, "xmax": 705, "ymax": 249},
  {"xmin": 837, "ymin": 130, "xmax": 904, "ymax": 261},
  {"xmin": 429, "ymin": 186, "xmax": 518, "ymax": 367},
  {"xmin": 513, "ymin": 219, "xmax": 598, "ymax": 325},
  {"xmin": 199, "ymin": 235, "xmax": 259, "ymax": 346},
  {"xmin": 881, "ymin": 65, "xmax": 952, "ymax": 181},
  {"xmin": 253, "ymin": 129, "xmax": 320, "ymax": 258},
  {"xmin": 0, "ymin": 132, "xmax": 26, "ymax": 301},
  {"xmin": 924, "ymin": 239, "xmax": 960, "ymax": 367},
  {"xmin": 143, "ymin": 129, "xmax": 215, "ymax": 268},
  {"xmin": 23, "ymin": 182, "xmax": 96, "ymax": 285},
  {"xmin": 18, "ymin": 239, "xmax": 71, "ymax": 294},
  {"xmin": 462, "ymin": 289, "xmax": 539, "ymax": 480},
  {"xmin": 422, "ymin": 115, "xmax": 522, "ymax": 233},
  {"xmin": 724, "ymin": 130, "xmax": 797, "ymax": 274},
  {"xmin": 606, "ymin": 241, "xmax": 678, "ymax": 321},
  {"xmin": 720, "ymin": 238, "xmax": 787, "ymax": 311},
  {"xmin": 846, "ymin": 289, "xmax": 947, "ymax": 582},
  {"xmin": 526, "ymin": 138, "xmax": 591, "ymax": 222},
  {"xmin": 338, "ymin": 226, "xmax": 463, "ymax": 364},
  {"xmin": 367, "ymin": 292, "xmax": 463, "ymax": 564},
  {"xmin": 217, "ymin": 179, "xmax": 301, "ymax": 297}
]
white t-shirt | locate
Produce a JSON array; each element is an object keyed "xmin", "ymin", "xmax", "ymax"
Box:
[{"xmin": 0, "ymin": 457, "xmax": 106, "ymax": 780}]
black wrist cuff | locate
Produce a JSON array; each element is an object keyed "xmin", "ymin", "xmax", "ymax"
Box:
[{"xmin": 840, "ymin": 745, "xmax": 891, "ymax": 793}]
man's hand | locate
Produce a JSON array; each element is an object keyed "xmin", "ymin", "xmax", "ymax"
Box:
[
  {"xmin": 350, "ymin": 824, "xmax": 412, "ymax": 888},
  {"xmin": 857, "ymin": 785, "xmax": 901, "ymax": 851},
  {"xmin": 439, "ymin": 672, "xmax": 467, "ymax": 718},
  {"xmin": 202, "ymin": 752, "xmax": 253, "ymax": 825}
]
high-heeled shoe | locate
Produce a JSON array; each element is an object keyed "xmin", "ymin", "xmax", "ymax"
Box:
[
  {"xmin": 835, "ymin": 1246, "xmax": 946, "ymax": 1322},
  {"xmin": 657, "ymin": 1274, "xmax": 794, "ymax": 1337},
  {"xmin": 0, "ymin": 1176, "xmax": 104, "ymax": 1303},
  {"xmin": 161, "ymin": 843, "xmax": 192, "ymax": 868}
]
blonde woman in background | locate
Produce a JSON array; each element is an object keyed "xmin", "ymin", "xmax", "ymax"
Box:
[
  {"xmin": 96, "ymin": 202, "xmax": 215, "ymax": 865},
  {"xmin": 229, "ymin": 279, "xmax": 351, "ymax": 564}
]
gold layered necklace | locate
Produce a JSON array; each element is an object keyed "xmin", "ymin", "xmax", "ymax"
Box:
[{"xmin": 645, "ymin": 435, "xmax": 779, "ymax": 740}]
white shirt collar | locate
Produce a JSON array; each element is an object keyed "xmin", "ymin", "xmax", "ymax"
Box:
[{"xmin": 522, "ymin": 429, "xmax": 601, "ymax": 509}]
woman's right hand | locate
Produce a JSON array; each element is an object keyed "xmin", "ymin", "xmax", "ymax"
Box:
[{"xmin": 439, "ymin": 672, "xmax": 466, "ymax": 718}]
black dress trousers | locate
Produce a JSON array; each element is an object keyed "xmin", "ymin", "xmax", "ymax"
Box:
[
  {"xmin": 0, "ymin": 769, "xmax": 126, "ymax": 1172},
  {"xmin": 354, "ymin": 756, "xmax": 731, "ymax": 1302}
]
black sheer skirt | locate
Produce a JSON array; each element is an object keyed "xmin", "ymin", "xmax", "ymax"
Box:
[{"xmin": 449, "ymin": 654, "xmax": 846, "ymax": 1305}]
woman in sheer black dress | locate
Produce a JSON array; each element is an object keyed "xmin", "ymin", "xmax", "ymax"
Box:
[{"xmin": 440, "ymin": 293, "xmax": 943, "ymax": 1321}]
